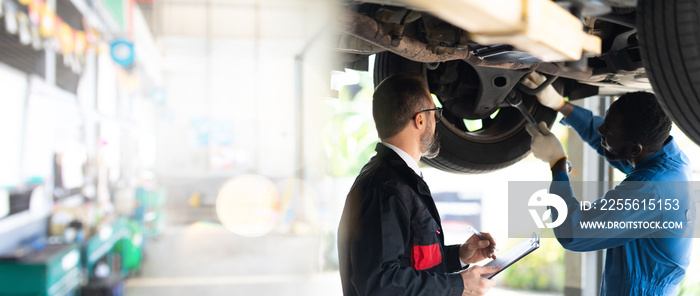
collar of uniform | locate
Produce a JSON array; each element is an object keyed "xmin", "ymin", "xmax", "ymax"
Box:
[
  {"xmin": 374, "ymin": 143, "xmax": 439, "ymax": 223},
  {"xmin": 380, "ymin": 142, "xmax": 422, "ymax": 178},
  {"xmin": 635, "ymin": 136, "xmax": 678, "ymax": 169}
]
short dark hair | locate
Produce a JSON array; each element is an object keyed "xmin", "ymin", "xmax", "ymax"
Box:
[
  {"xmin": 610, "ymin": 91, "xmax": 672, "ymax": 151},
  {"xmin": 372, "ymin": 73, "xmax": 432, "ymax": 139}
]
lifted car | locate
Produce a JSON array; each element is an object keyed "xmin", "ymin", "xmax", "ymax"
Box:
[{"xmin": 337, "ymin": 0, "xmax": 700, "ymax": 173}]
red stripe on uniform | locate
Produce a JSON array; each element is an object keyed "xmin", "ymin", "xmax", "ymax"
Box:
[{"xmin": 411, "ymin": 243, "xmax": 442, "ymax": 270}]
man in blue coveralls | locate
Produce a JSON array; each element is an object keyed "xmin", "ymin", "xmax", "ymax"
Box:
[{"xmin": 523, "ymin": 73, "xmax": 696, "ymax": 295}]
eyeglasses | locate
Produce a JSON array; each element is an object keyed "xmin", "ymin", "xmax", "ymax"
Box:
[{"xmin": 413, "ymin": 107, "xmax": 443, "ymax": 123}]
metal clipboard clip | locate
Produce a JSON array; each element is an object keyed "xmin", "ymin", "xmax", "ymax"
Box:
[{"xmin": 530, "ymin": 232, "xmax": 540, "ymax": 248}]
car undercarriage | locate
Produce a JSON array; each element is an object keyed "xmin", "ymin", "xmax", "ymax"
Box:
[{"xmin": 336, "ymin": 0, "xmax": 700, "ymax": 173}]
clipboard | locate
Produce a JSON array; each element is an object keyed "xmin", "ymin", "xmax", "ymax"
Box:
[{"xmin": 481, "ymin": 232, "xmax": 540, "ymax": 279}]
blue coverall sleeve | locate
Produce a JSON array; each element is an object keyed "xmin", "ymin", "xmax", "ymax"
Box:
[
  {"xmin": 561, "ymin": 105, "xmax": 631, "ymax": 174},
  {"xmin": 549, "ymin": 172, "xmax": 666, "ymax": 252}
]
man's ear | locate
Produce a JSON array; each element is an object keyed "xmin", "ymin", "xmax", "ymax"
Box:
[
  {"xmin": 630, "ymin": 142, "xmax": 643, "ymax": 158},
  {"xmin": 413, "ymin": 112, "xmax": 425, "ymax": 129}
]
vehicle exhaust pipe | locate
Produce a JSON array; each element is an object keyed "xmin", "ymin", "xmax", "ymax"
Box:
[{"xmin": 337, "ymin": 9, "xmax": 470, "ymax": 63}]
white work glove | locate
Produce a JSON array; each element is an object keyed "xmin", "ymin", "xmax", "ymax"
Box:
[
  {"xmin": 521, "ymin": 72, "xmax": 566, "ymax": 110},
  {"xmin": 526, "ymin": 122, "xmax": 567, "ymax": 168}
]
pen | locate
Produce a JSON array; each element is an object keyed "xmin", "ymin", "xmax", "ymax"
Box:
[{"xmin": 467, "ymin": 226, "xmax": 499, "ymax": 252}]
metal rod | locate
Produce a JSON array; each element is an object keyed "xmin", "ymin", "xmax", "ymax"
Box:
[
  {"xmin": 506, "ymin": 91, "xmax": 542, "ymax": 133},
  {"xmin": 516, "ymin": 74, "xmax": 559, "ymax": 96},
  {"xmin": 337, "ymin": 10, "xmax": 470, "ymax": 63}
]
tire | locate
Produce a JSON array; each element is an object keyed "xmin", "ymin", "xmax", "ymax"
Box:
[
  {"xmin": 638, "ymin": 0, "xmax": 700, "ymax": 145},
  {"xmin": 374, "ymin": 52, "xmax": 557, "ymax": 174}
]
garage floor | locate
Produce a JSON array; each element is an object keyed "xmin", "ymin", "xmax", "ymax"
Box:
[
  {"xmin": 124, "ymin": 206, "xmax": 338, "ymax": 296},
  {"xmin": 123, "ymin": 210, "xmax": 561, "ymax": 296}
]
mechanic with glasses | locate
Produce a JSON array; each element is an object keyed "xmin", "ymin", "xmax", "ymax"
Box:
[
  {"xmin": 338, "ymin": 72, "xmax": 499, "ymax": 296},
  {"xmin": 524, "ymin": 73, "xmax": 695, "ymax": 296},
  {"xmin": 414, "ymin": 107, "xmax": 443, "ymax": 123}
]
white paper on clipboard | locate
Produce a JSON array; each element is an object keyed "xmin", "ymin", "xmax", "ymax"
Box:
[{"xmin": 481, "ymin": 232, "xmax": 540, "ymax": 279}]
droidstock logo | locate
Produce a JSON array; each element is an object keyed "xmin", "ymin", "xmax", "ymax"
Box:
[{"xmin": 528, "ymin": 189, "xmax": 568, "ymax": 229}]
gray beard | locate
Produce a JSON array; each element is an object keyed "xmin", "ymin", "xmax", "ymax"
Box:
[{"xmin": 421, "ymin": 122, "xmax": 440, "ymax": 159}]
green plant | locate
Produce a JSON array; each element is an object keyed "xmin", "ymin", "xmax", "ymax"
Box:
[
  {"xmin": 324, "ymin": 71, "xmax": 379, "ymax": 177},
  {"xmin": 500, "ymin": 237, "xmax": 565, "ymax": 292},
  {"xmin": 679, "ymin": 278, "xmax": 700, "ymax": 296}
]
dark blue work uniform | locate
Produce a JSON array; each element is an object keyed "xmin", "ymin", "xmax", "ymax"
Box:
[
  {"xmin": 338, "ymin": 143, "xmax": 465, "ymax": 296},
  {"xmin": 551, "ymin": 105, "xmax": 696, "ymax": 295}
]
